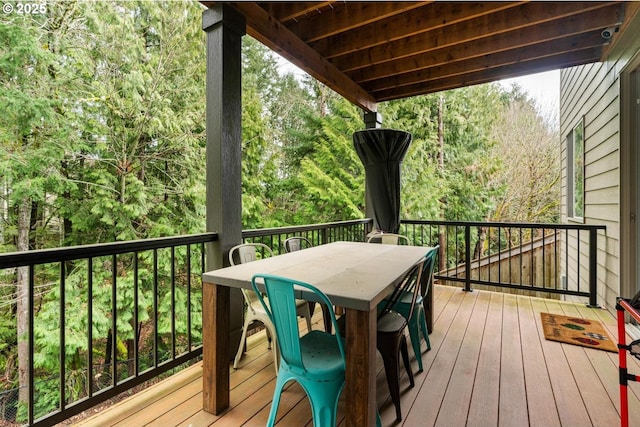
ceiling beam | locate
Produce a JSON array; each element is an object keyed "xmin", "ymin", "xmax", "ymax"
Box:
[
  {"xmin": 372, "ymin": 49, "xmax": 600, "ymax": 101},
  {"xmin": 260, "ymin": 2, "xmax": 335, "ymax": 24},
  {"xmin": 363, "ymin": 33, "xmax": 606, "ymax": 93},
  {"xmin": 330, "ymin": 1, "xmax": 621, "ymax": 72},
  {"xmin": 229, "ymin": 2, "xmax": 377, "ymax": 112},
  {"xmin": 348, "ymin": 7, "xmax": 622, "ymax": 85},
  {"xmin": 289, "ymin": 2, "xmax": 426, "ymax": 43},
  {"xmin": 310, "ymin": 1, "xmax": 523, "ymax": 59}
]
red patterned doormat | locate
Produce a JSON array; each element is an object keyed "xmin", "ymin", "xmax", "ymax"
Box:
[{"xmin": 540, "ymin": 312, "xmax": 618, "ymax": 353}]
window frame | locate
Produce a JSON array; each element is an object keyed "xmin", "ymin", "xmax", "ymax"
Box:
[{"xmin": 567, "ymin": 118, "xmax": 585, "ymax": 221}]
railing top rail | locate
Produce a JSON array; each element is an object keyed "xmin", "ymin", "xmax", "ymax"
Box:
[
  {"xmin": 401, "ymin": 219, "xmax": 606, "ymax": 231},
  {"xmin": 241, "ymin": 218, "xmax": 372, "ymax": 238},
  {"xmin": 0, "ymin": 232, "xmax": 218, "ymax": 268}
]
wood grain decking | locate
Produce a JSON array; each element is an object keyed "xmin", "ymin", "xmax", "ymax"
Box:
[{"xmin": 70, "ymin": 285, "xmax": 640, "ymax": 427}]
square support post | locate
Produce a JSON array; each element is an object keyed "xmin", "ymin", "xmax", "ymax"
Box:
[
  {"xmin": 363, "ymin": 111, "xmax": 382, "ymax": 129},
  {"xmin": 202, "ymin": 4, "xmax": 245, "ymax": 413}
]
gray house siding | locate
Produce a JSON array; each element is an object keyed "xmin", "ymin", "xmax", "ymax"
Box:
[{"xmin": 560, "ymin": 9, "xmax": 640, "ymax": 312}]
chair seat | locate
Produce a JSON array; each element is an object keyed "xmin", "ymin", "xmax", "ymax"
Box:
[
  {"xmin": 377, "ymin": 310, "xmax": 407, "ymax": 334},
  {"xmin": 293, "ymin": 331, "xmax": 345, "ymax": 380},
  {"xmin": 399, "ymin": 293, "xmax": 423, "ymax": 305}
]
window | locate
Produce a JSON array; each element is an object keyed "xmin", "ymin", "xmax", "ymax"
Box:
[{"xmin": 567, "ymin": 119, "xmax": 584, "ymax": 219}]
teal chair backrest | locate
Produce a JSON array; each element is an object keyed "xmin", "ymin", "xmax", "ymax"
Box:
[
  {"xmin": 422, "ymin": 245, "xmax": 439, "ymax": 292},
  {"xmin": 251, "ymin": 274, "xmax": 345, "ymax": 371},
  {"xmin": 378, "ymin": 256, "xmax": 426, "ymax": 321}
]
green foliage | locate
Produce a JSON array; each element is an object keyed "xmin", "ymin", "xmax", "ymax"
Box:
[
  {"xmin": 2, "ymin": 1, "xmax": 207, "ymax": 418},
  {"xmin": 0, "ymin": 1, "xmax": 560, "ymax": 421}
]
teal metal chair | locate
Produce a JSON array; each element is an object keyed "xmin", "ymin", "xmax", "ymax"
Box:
[
  {"xmin": 252, "ymin": 274, "xmax": 345, "ymax": 427},
  {"xmin": 389, "ymin": 245, "xmax": 439, "ymax": 372},
  {"xmin": 335, "ymin": 257, "xmax": 426, "ymax": 424},
  {"xmin": 376, "ymin": 256, "xmax": 426, "ymax": 421}
]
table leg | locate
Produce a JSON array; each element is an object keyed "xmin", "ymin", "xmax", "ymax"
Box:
[
  {"xmin": 203, "ymin": 282, "xmax": 230, "ymax": 414},
  {"xmin": 345, "ymin": 307, "xmax": 377, "ymax": 427}
]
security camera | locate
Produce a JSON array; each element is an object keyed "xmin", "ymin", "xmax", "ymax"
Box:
[{"xmin": 602, "ymin": 27, "xmax": 616, "ymax": 40}]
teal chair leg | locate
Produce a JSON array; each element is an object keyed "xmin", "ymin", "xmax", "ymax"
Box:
[
  {"xmin": 407, "ymin": 312, "xmax": 424, "ymax": 372},
  {"xmin": 301, "ymin": 376, "xmax": 344, "ymax": 427},
  {"xmin": 266, "ymin": 371, "xmax": 292, "ymax": 427},
  {"xmin": 267, "ymin": 366, "xmax": 344, "ymax": 427},
  {"xmin": 409, "ymin": 305, "xmax": 431, "ymax": 371},
  {"xmin": 394, "ymin": 302, "xmax": 431, "ymax": 372},
  {"xmin": 377, "ymin": 409, "xmax": 382, "ymax": 427},
  {"xmin": 418, "ymin": 305, "xmax": 431, "ymax": 351}
]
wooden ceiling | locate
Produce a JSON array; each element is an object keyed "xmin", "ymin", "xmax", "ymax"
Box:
[{"xmin": 205, "ymin": 2, "xmax": 633, "ymax": 112}]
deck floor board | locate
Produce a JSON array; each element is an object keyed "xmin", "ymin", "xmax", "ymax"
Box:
[{"xmin": 70, "ymin": 285, "xmax": 640, "ymax": 427}]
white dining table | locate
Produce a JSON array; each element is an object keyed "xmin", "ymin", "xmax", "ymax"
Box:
[{"xmin": 202, "ymin": 241, "xmax": 431, "ymax": 427}]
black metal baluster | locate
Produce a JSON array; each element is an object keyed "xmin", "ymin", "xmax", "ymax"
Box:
[
  {"xmin": 464, "ymin": 225, "xmax": 471, "ymax": 292},
  {"xmin": 133, "ymin": 252, "xmax": 139, "ymax": 376},
  {"xmin": 153, "ymin": 249, "xmax": 158, "ymax": 367},
  {"xmin": 577, "ymin": 230, "xmax": 581, "ymax": 292},
  {"xmin": 29, "ymin": 265, "xmax": 34, "ymax": 424},
  {"xmin": 60, "ymin": 262, "xmax": 66, "ymax": 410},
  {"xmin": 187, "ymin": 245, "xmax": 192, "ymax": 352},
  {"xmin": 589, "ymin": 228, "xmax": 598, "ymax": 307},
  {"xmin": 171, "ymin": 246, "xmax": 176, "ymax": 359},
  {"xmin": 565, "ymin": 229, "xmax": 569, "ymax": 292},
  {"xmin": 112, "ymin": 254, "xmax": 117, "ymax": 386},
  {"xmin": 553, "ymin": 228, "xmax": 562, "ymax": 289},
  {"xmin": 519, "ymin": 228, "xmax": 524, "ymax": 288},
  {"xmin": 88, "ymin": 258, "xmax": 93, "ymax": 397},
  {"xmin": 497, "ymin": 226, "xmax": 501, "ymax": 285},
  {"xmin": 530, "ymin": 229, "xmax": 535, "ymax": 287},
  {"xmin": 542, "ymin": 228, "xmax": 547, "ymax": 289}
]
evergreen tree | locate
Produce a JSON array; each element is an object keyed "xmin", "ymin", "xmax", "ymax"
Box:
[
  {"xmin": 0, "ymin": 2, "xmax": 87, "ymax": 408},
  {"xmin": 294, "ymin": 90, "xmax": 365, "ymax": 223}
]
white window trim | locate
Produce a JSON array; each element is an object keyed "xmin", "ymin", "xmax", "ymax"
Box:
[{"xmin": 567, "ymin": 118, "xmax": 585, "ymax": 222}]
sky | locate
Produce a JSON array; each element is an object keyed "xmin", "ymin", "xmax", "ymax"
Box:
[
  {"xmin": 277, "ymin": 56, "xmax": 560, "ymax": 122},
  {"xmin": 499, "ymin": 70, "xmax": 560, "ymax": 121}
]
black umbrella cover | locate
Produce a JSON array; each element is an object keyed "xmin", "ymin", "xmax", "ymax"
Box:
[{"xmin": 353, "ymin": 129, "xmax": 412, "ymax": 234}]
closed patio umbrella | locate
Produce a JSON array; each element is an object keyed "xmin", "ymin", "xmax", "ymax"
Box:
[{"xmin": 353, "ymin": 129, "xmax": 412, "ymax": 234}]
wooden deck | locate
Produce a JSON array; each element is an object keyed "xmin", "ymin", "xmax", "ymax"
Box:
[{"xmin": 71, "ymin": 285, "xmax": 640, "ymax": 427}]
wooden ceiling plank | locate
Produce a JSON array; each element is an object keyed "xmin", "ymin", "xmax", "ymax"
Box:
[
  {"xmin": 331, "ymin": 1, "xmax": 621, "ymax": 72},
  {"xmin": 311, "ymin": 1, "xmax": 523, "ymax": 59},
  {"xmin": 260, "ymin": 2, "xmax": 335, "ymax": 24},
  {"xmin": 363, "ymin": 33, "xmax": 606, "ymax": 93},
  {"xmin": 229, "ymin": 2, "xmax": 377, "ymax": 112},
  {"xmin": 601, "ymin": 1, "xmax": 640, "ymax": 59},
  {"xmin": 372, "ymin": 49, "xmax": 600, "ymax": 101},
  {"xmin": 291, "ymin": 2, "xmax": 427, "ymax": 43},
  {"xmin": 349, "ymin": 7, "xmax": 622, "ymax": 84}
]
